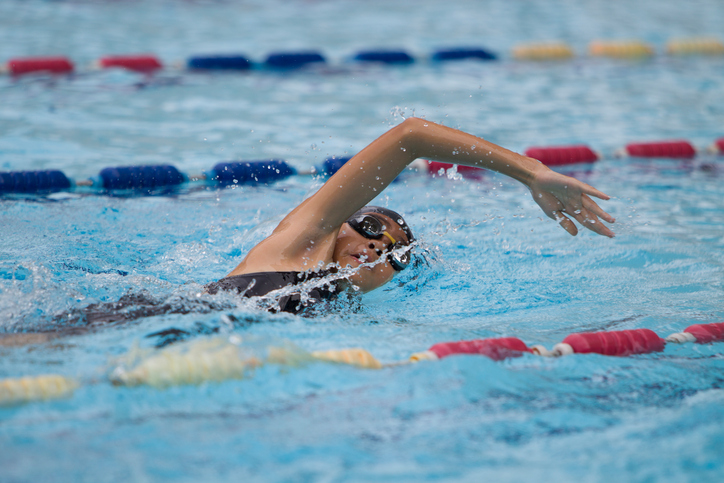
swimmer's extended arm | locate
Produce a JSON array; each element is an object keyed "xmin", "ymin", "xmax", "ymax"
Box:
[
  {"xmin": 406, "ymin": 118, "xmax": 615, "ymax": 237},
  {"xmin": 231, "ymin": 118, "xmax": 613, "ymax": 275},
  {"xmin": 305, "ymin": 117, "xmax": 614, "ymax": 238}
]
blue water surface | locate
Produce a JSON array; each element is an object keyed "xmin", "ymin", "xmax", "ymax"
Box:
[{"xmin": 1, "ymin": 0, "xmax": 724, "ymax": 481}]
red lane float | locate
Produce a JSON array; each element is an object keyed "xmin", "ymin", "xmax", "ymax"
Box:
[
  {"xmin": 710, "ymin": 138, "xmax": 724, "ymax": 154},
  {"xmin": 624, "ymin": 140, "xmax": 696, "ymax": 158},
  {"xmin": 426, "ymin": 161, "xmax": 485, "ymax": 178},
  {"xmin": 97, "ymin": 55, "xmax": 163, "ymax": 72},
  {"xmin": 555, "ymin": 329, "xmax": 665, "ymax": 356},
  {"xmin": 684, "ymin": 322, "xmax": 724, "ymax": 344},
  {"xmin": 5, "ymin": 57, "xmax": 74, "ymax": 76},
  {"xmin": 410, "ymin": 337, "xmax": 532, "ymax": 362},
  {"xmin": 524, "ymin": 145, "xmax": 598, "ymax": 166}
]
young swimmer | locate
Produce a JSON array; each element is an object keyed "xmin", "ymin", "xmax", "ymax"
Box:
[
  {"xmin": 206, "ymin": 118, "xmax": 615, "ymax": 313},
  {"xmin": 0, "ymin": 117, "xmax": 616, "ymax": 347}
]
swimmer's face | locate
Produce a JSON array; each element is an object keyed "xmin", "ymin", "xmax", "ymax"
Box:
[{"xmin": 333, "ymin": 213, "xmax": 410, "ymax": 293}]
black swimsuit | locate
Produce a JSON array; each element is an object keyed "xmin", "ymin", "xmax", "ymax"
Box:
[{"xmin": 205, "ymin": 270, "xmax": 342, "ymax": 314}]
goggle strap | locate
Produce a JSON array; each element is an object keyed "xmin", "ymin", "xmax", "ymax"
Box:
[{"xmin": 382, "ymin": 231, "xmax": 397, "ymax": 245}]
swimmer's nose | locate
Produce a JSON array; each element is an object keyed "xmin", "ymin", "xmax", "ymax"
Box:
[{"xmin": 368, "ymin": 241, "xmax": 385, "ymax": 258}]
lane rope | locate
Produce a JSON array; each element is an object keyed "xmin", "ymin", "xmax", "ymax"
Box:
[
  {"xmin": 2, "ymin": 37, "xmax": 722, "ymax": 76},
  {"xmin": 1, "ymin": 137, "xmax": 722, "ymax": 196},
  {"xmin": 1, "ymin": 322, "xmax": 722, "ymax": 406}
]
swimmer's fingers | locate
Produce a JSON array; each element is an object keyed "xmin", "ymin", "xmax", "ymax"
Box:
[
  {"xmin": 535, "ymin": 192, "xmax": 579, "ymax": 236},
  {"xmin": 532, "ymin": 170, "xmax": 600, "ymax": 212},
  {"xmin": 553, "ymin": 211, "xmax": 579, "ymax": 236},
  {"xmin": 578, "ymin": 181, "xmax": 611, "ymax": 202},
  {"xmin": 566, "ymin": 205, "xmax": 615, "ymax": 238},
  {"xmin": 559, "ymin": 195, "xmax": 615, "ymax": 238},
  {"xmin": 535, "ymin": 190, "xmax": 614, "ymax": 237},
  {"xmin": 582, "ymin": 193, "xmax": 616, "ymax": 224},
  {"xmin": 557, "ymin": 192, "xmax": 615, "ymax": 237}
]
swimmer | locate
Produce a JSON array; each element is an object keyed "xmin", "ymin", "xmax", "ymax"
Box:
[{"xmin": 206, "ymin": 118, "xmax": 615, "ymax": 313}]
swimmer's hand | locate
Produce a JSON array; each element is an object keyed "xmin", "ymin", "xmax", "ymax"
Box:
[{"xmin": 528, "ymin": 167, "xmax": 615, "ymax": 238}]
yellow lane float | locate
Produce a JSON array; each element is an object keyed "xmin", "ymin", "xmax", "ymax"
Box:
[
  {"xmin": 109, "ymin": 338, "xmax": 262, "ymax": 388},
  {"xmin": 666, "ymin": 38, "xmax": 724, "ymax": 55},
  {"xmin": 512, "ymin": 42, "xmax": 574, "ymax": 60},
  {"xmin": 589, "ymin": 40, "xmax": 654, "ymax": 58},
  {"xmin": 311, "ymin": 348, "xmax": 382, "ymax": 369},
  {"xmin": 0, "ymin": 374, "xmax": 77, "ymax": 406}
]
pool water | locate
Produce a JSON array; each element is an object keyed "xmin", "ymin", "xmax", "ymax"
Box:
[{"xmin": 2, "ymin": 0, "xmax": 724, "ymax": 481}]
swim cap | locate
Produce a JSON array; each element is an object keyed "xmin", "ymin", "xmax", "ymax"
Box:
[{"xmin": 349, "ymin": 206, "xmax": 415, "ymax": 243}]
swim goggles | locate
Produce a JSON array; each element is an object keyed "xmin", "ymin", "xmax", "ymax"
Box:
[{"xmin": 346, "ymin": 214, "xmax": 411, "ymax": 271}]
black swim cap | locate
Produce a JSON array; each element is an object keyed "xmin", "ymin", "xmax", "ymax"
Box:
[{"xmin": 349, "ymin": 206, "xmax": 415, "ymax": 243}]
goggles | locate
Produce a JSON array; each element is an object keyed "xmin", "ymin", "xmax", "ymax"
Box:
[{"xmin": 346, "ymin": 214, "xmax": 412, "ymax": 271}]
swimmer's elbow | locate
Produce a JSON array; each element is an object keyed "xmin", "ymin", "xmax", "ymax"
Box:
[
  {"xmin": 400, "ymin": 116, "xmax": 427, "ymax": 128},
  {"xmin": 395, "ymin": 117, "xmax": 428, "ymax": 157},
  {"xmin": 398, "ymin": 117, "xmax": 428, "ymax": 136}
]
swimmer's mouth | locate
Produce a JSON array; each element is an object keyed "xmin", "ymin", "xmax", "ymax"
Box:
[{"xmin": 350, "ymin": 254, "xmax": 367, "ymax": 265}]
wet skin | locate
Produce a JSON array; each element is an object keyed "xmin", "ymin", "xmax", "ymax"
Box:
[
  {"xmin": 224, "ymin": 118, "xmax": 615, "ymax": 297},
  {"xmin": 332, "ymin": 213, "xmax": 411, "ymax": 293}
]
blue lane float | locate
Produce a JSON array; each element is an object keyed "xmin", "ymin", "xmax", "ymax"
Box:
[
  {"xmin": 320, "ymin": 156, "xmax": 351, "ymax": 177},
  {"xmin": 99, "ymin": 165, "xmax": 186, "ymax": 191},
  {"xmin": 264, "ymin": 52, "xmax": 326, "ymax": 69},
  {"xmin": 0, "ymin": 170, "xmax": 71, "ymax": 194},
  {"xmin": 0, "ymin": 160, "xmax": 313, "ymax": 196},
  {"xmin": 187, "ymin": 55, "xmax": 253, "ymax": 71},
  {"xmin": 431, "ymin": 47, "xmax": 497, "ymax": 61},
  {"xmin": 210, "ymin": 160, "xmax": 297, "ymax": 185},
  {"xmin": 320, "ymin": 155, "xmax": 410, "ymax": 184},
  {"xmin": 353, "ymin": 50, "xmax": 415, "ymax": 64}
]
